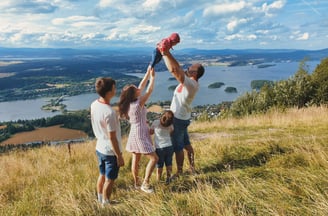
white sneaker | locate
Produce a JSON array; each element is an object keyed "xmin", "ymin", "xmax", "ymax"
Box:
[
  {"xmin": 102, "ymin": 200, "xmax": 110, "ymax": 207},
  {"xmin": 141, "ymin": 183, "xmax": 154, "ymax": 193}
]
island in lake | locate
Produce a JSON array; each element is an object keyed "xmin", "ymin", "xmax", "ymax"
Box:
[
  {"xmin": 208, "ymin": 82, "xmax": 225, "ymax": 89},
  {"xmin": 168, "ymin": 85, "xmax": 178, "ymax": 91},
  {"xmin": 225, "ymin": 87, "xmax": 238, "ymax": 93},
  {"xmin": 257, "ymin": 64, "xmax": 276, "ymax": 68},
  {"xmin": 42, "ymin": 96, "xmax": 67, "ymax": 112}
]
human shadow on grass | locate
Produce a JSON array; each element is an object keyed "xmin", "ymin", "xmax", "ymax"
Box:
[
  {"xmin": 168, "ymin": 145, "xmax": 289, "ymax": 192},
  {"xmin": 202, "ymin": 143, "xmax": 288, "ymax": 174}
]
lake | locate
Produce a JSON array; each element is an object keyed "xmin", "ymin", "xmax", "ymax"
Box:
[{"xmin": 0, "ymin": 61, "xmax": 320, "ymax": 122}]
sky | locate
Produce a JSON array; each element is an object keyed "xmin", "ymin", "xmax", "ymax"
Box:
[{"xmin": 0, "ymin": 0, "xmax": 327, "ymax": 50}]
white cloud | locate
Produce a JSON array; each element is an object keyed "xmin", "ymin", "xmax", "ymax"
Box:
[
  {"xmin": 270, "ymin": 35, "xmax": 278, "ymax": 41},
  {"xmin": 98, "ymin": 0, "xmax": 117, "ymax": 8},
  {"xmin": 262, "ymin": 0, "xmax": 285, "ymax": 16},
  {"xmin": 129, "ymin": 25, "xmax": 160, "ymax": 35},
  {"xmin": 296, "ymin": 32, "xmax": 309, "ymax": 40},
  {"xmin": 0, "ymin": 0, "xmax": 326, "ymax": 49},
  {"xmin": 2, "ymin": 0, "xmax": 58, "ymax": 14},
  {"xmin": 10, "ymin": 33, "xmax": 23, "ymax": 43},
  {"xmin": 81, "ymin": 33, "xmax": 101, "ymax": 40},
  {"xmin": 52, "ymin": 16, "xmax": 99, "ymax": 26},
  {"xmin": 0, "ymin": 0, "xmax": 11, "ymax": 8},
  {"xmin": 227, "ymin": 18, "xmax": 249, "ymax": 32},
  {"xmin": 203, "ymin": 1, "xmax": 247, "ymax": 17},
  {"xmin": 142, "ymin": 0, "xmax": 161, "ymax": 11},
  {"xmin": 225, "ymin": 33, "xmax": 257, "ymax": 41},
  {"xmin": 256, "ymin": 30, "xmax": 269, "ymax": 35},
  {"xmin": 290, "ymin": 31, "xmax": 309, "ymax": 41}
]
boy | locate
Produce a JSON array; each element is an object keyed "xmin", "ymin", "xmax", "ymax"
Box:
[
  {"xmin": 150, "ymin": 110, "xmax": 174, "ymax": 184},
  {"xmin": 90, "ymin": 77, "xmax": 124, "ymax": 206}
]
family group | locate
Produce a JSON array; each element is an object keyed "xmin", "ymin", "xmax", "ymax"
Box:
[{"xmin": 90, "ymin": 33, "xmax": 205, "ymax": 206}]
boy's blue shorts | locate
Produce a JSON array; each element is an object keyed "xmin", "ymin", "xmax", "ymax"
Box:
[{"xmin": 96, "ymin": 150, "xmax": 120, "ymax": 180}]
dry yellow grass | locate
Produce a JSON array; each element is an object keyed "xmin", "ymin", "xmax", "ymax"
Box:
[
  {"xmin": 147, "ymin": 104, "xmax": 162, "ymax": 113},
  {"xmin": 1, "ymin": 106, "xmax": 328, "ymax": 216}
]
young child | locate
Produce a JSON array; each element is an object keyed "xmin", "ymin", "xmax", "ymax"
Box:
[
  {"xmin": 118, "ymin": 67, "xmax": 158, "ymax": 193},
  {"xmin": 148, "ymin": 33, "xmax": 180, "ymax": 70},
  {"xmin": 90, "ymin": 77, "xmax": 124, "ymax": 206},
  {"xmin": 150, "ymin": 110, "xmax": 174, "ymax": 184}
]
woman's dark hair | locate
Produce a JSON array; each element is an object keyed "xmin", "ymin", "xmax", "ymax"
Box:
[
  {"xmin": 118, "ymin": 85, "xmax": 138, "ymax": 119},
  {"xmin": 95, "ymin": 77, "xmax": 116, "ymax": 98},
  {"xmin": 160, "ymin": 110, "xmax": 174, "ymax": 127}
]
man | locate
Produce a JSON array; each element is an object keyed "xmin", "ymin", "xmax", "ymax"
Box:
[{"xmin": 162, "ymin": 49, "xmax": 205, "ymax": 177}]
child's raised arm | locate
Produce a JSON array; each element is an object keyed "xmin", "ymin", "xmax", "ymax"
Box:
[
  {"xmin": 138, "ymin": 66, "xmax": 152, "ymax": 91},
  {"xmin": 139, "ymin": 67, "xmax": 155, "ymax": 107}
]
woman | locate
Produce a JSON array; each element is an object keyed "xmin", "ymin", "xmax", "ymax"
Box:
[{"xmin": 118, "ymin": 67, "xmax": 158, "ymax": 193}]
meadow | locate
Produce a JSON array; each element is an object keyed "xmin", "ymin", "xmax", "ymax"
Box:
[{"xmin": 1, "ymin": 106, "xmax": 328, "ymax": 216}]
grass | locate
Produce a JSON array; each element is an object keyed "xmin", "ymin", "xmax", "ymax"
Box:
[{"xmin": 1, "ymin": 106, "xmax": 328, "ymax": 215}]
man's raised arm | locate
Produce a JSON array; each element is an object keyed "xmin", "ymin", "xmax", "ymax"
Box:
[{"xmin": 162, "ymin": 52, "xmax": 185, "ymax": 84}]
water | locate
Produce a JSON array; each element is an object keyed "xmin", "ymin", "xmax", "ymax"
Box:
[
  {"xmin": 0, "ymin": 98, "xmax": 61, "ymax": 122},
  {"xmin": 0, "ymin": 61, "xmax": 320, "ymax": 122}
]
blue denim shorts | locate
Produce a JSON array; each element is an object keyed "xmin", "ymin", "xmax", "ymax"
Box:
[
  {"xmin": 150, "ymin": 48, "xmax": 163, "ymax": 67},
  {"xmin": 96, "ymin": 150, "xmax": 120, "ymax": 180},
  {"xmin": 155, "ymin": 146, "xmax": 174, "ymax": 168},
  {"xmin": 171, "ymin": 117, "xmax": 191, "ymax": 152}
]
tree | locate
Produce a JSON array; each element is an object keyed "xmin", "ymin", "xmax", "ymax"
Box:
[
  {"xmin": 311, "ymin": 57, "xmax": 328, "ymax": 105},
  {"xmin": 291, "ymin": 59, "xmax": 313, "ymax": 108}
]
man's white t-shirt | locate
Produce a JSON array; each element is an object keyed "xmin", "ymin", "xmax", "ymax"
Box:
[
  {"xmin": 91, "ymin": 100, "xmax": 122, "ymax": 156},
  {"xmin": 150, "ymin": 119, "xmax": 173, "ymax": 149},
  {"xmin": 170, "ymin": 76, "xmax": 199, "ymax": 120}
]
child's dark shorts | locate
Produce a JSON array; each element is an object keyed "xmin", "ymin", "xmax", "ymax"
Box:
[{"xmin": 155, "ymin": 146, "xmax": 174, "ymax": 168}]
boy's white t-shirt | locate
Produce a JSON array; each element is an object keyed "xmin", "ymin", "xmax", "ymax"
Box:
[
  {"xmin": 91, "ymin": 100, "xmax": 122, "ymax": 156},
  {"xmin": 170, "ymin": 76, "xmax": 199, "ymax": 120},
  {"xmin": 151, "ymin": 119, "xmax": 173, "ymax": 149}
]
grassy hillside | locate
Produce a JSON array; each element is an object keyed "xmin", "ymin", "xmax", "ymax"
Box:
[{"xmin": 1, "ymin": 106, "xmax": 328, "ymax": 215}]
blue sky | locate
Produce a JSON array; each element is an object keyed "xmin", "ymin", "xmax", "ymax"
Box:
[{"xmin": 0, "ymin": 0, "xmax": 327, "ymax": 50}]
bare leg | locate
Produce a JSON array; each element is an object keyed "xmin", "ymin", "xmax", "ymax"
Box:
[
  {"xmin": 131, "ymin": 153, "xmax": 141, "ymax": 187},
  {"xmin": 97, "ymin": 175, "xmax": 105, "ymax": 202},
  {"xmin": 166, "ymin": 165, "xmax": 172, "ymax": 183},
  {"xmin": 103, "ymin": 179, "xmax": 115, "ymax": 202},
  {"xmin": 143, "ymin": 152, "xmax": 158, "ymax": 185},
  {"xmin": 175, "ymin": 150, "xmax": 184, "ymax": 175},
  {"xmin": 97, "ymin": 174, "xmax": 105, "ymax": 197},
  {"xmin": 184, "ymin": 145, "xmax": 195, "ymax": 173},
  {"xmin": 156, "ymin": 168, "xmax": 163, "ymax": 181}
]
